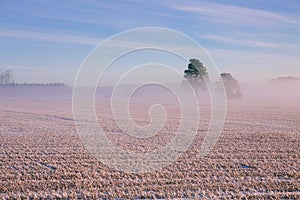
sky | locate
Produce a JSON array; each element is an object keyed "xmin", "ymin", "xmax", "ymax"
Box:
[{"xmin": 0, "ymin": 0, "xmax": 299, "ymax": 85}]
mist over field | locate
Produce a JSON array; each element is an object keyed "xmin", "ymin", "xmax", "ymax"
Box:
[
  {"xmin": 1, "ymin": 78, "xmax": 299, "ymax": 198},
  {"xmin": 1, "ymin": 79, "xmax": 299, "ymax": 102}
]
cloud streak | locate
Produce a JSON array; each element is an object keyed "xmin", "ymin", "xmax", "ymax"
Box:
[
  {"xmin": 172, "ymin": 2, "xmax": 300, "ymax": 27},
  {"xmin": 202, "ymin": 34, "xmax": 296, "ymax": 48},
  {"xmin": 0, "ymin": 30, "xmax": 101, "ymax": 45}
]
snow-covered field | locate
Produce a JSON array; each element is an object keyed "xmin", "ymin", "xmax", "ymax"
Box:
[{"xmin": 0, "ymin": 88, "xmax": 299, "ymax": 199}]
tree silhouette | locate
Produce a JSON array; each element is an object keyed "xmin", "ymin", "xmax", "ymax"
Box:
[
  {"xmin": 183, "ymin": 58, "xmax": 208, "ymax": 96},
  {"xmin": 220, "ymin": 72, "xmax": 241, "ymax": 99},
  {"xmin": 0, "ymin": 70, "xmax": 14, "ymax": 85}
]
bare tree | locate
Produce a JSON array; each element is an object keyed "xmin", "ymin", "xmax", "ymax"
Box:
[
  {"xmin": 0, "ymin": 71, "xmax": 4, "ymax": 85},
  {"xmin": 0, "ymin": 70, "xmax": 14, "ymax": 85}
]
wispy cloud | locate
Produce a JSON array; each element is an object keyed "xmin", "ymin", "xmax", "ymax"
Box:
[
  {"xmin": 0, "ymin": 28, "xmax": 198, "ymax": 52},
  {"xmin": 172, "ymin": 2, "xmax": 300, "ymax": 26},
  {"xmin": 7, "ymin": 0, "xmax": 163, "ymax": 30},
  {"xmin": 202, "ymin": 34, "xmax": 296, "ymax": 48},
  {"xmin": 0, "ymin": 30, "xmax": 101, "ymax": 45},
  {"xmin": 0, "ymin": 65, "xmax": 46, "ymax": 71}
]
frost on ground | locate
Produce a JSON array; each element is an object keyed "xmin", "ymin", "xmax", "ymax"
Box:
[{"xmin": 0, "ymin": 92, "xmax": 299, "ymax": 199}]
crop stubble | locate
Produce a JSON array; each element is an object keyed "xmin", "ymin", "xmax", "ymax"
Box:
[{"xmin": 0, "ymin": 97, "xmax": 299, "ymax": 199}]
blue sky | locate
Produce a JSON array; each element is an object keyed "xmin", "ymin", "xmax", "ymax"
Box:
[{"xmin": 0, "ymin": 0, "xmax": 299, "ymax": 84}]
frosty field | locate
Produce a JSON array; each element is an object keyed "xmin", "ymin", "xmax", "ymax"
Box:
[{"xmin": 0, "ymin": 89, "xmax": 299, "ymax": 199}]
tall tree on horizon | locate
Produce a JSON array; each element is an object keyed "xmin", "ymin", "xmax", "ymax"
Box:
[{"xmin": 183, "ymin": 58, "xmax": 208, "ymax": 97}]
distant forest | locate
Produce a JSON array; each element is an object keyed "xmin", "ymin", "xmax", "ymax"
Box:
[
  {"xmin": 270, "ymin": 76, "xmax": 300, "ymax": 83},
  {"xmin": 0, "ymin": 70, "xmax": 68, "ymax": 87}
]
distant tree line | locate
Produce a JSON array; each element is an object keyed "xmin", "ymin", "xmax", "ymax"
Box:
[
  {"xmin": 11, "ymin": 82, "xmax": 68, "ymax": 87},
  {"xmin": 270, "ymin": 76, "xmax": 300, "ymax": 83},
  {"xmin": 0, "ymin": 70, "xmax": 68, "ymax": 87}
]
